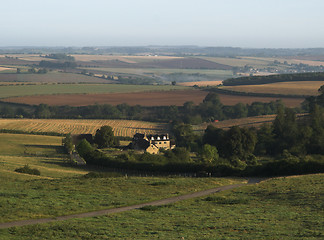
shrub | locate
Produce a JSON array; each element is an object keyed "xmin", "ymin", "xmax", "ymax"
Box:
[
  {"xmin": 83, "ymin": 172, "xmax": 122, "ymax": 178},
  {"xmin": 15, "ymin": 165, "xmax": 40, "ymax": 176}
]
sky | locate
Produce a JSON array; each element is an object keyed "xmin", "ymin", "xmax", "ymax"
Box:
[{"xmin": 1, "ymin": 0, "xmax": 324, "ymax": 48}]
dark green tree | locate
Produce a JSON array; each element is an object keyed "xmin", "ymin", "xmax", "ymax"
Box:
[
  {"xmin": 172, "ymin": 123, "xmax": 199, "ymax": 150},
  {"xmin": 35, "ymin": 104, "xmax": 52, "ymax": 118},
  {"xmin": 94, "ymin": 125, "xmax": 119, "ymax": 148},
  {"xmin": 76, "ymin": 139, "xmax": 94, "ymax": 159},
  {"xmin": 62, "ymin": 133, "xmax": 74, "ymax": 153},
  {"xmin": 222, "ymin": 126, "xmax": 257, "ymax": 160},
  {"xmin": 199, "ymin": 144, "xmax": 219, "ymax": 165}
]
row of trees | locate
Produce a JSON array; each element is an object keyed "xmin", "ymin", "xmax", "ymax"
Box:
[
  {"xmin": 39, "ymin": 60, "xmax": 77, "ymax": 69},
  {"xmin": 16, "ymin": 68, "xmax": 47, "ymax": 74},
  {"xmin": 70, "ymin": 86, "xmax": 324, "ymax": 176},
  {"xmin": 223, "ymin": 72, "xmax": 324, "ymax": 86},
  {"xmin": 173, "ymin": 100, "xmax": 324, "ymax": 160},
  {"xmin": 0, "ymin": 93, "xmax": 286, "ymax": 123},
  {"xmin": 63, "ymin": 125, "xmax": 120, "ymax": 154}
]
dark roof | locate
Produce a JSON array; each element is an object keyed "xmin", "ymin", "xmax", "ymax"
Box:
[{"xmin": 133, "ymin": 138, "xmax": 150, "ymax": 150}]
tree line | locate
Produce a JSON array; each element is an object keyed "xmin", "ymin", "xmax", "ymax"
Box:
[
  {"xmin": 223, "ymin": 72, "xmax": 324, "ymax": 86},
  {"xmin": 0, "ymin": 93, "xmax": 288, "ymax": 124},
  {"xmin": 72, "ymin": 91, "xmax": 324, "ymax": 177}
]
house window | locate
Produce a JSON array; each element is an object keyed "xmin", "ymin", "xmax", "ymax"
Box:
[
  {"xmin": 164, "ymin": 142, "xmax": 167, "ymax": 144},
  {"xmin": 159, "ymin": 142, "xmax": 161, "ymax": 144}
]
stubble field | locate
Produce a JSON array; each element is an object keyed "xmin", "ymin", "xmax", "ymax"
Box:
[
  {"xmin": 221, "ymin": 81, "xmax": 324, "ymax": 96},
  {"xmin": 0, "ymin": 119, "xmax": 168, "ymax": 137}
]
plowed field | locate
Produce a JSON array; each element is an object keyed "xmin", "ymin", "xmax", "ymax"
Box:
[{"xmin": 3, "ymin": 90, "xmax": 303, "ymax": 107}]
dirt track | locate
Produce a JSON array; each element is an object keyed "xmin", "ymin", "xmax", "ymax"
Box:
[{"xmin": 0, "ymin": 178, "xmax": 265, "ymax": 229}]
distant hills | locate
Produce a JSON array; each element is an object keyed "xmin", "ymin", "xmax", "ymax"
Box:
[{"xmin": 1, "ymin": 46, "xmax": 324, "ymax": 57}]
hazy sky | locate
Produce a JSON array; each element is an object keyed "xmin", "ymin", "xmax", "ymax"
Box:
[{"xmin": 1, "ymin": 0, "xmax": 324, "ymax": 48}]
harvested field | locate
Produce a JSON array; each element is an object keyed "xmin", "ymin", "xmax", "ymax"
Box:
[
  {"xmin": 73, "ymin": 54, "xmax": 181, "ymax": 63},
  {"xmin": 0, "ymin": 67, "xmax": 13, "ymax": 72},
  {"xmin": 193, "ymin": 114, "xmax": 307, "ymax": 132},
  {"xmin": 3, "ymin": 90, "xmax": 303, "ymax": 107},
  {"xmin": 178, "ymin": 81, "xmax": 222, "ymax": 86},
  {"xmin": 285, "ymin": 55, "xmax": 324, "ymax": 63},
  {"xmin": 222, "ymin": 81, "xmax": 324, "ymax": 96},
  {"xmin": 202, "ymin": 56, "xmax": 274, "ymax": 68},
  {"xmin": 137, "ymin": 58, "xmax": 232, "ymax": 70},
  {"xmin": 79, "ymin": 57, "xmax": 233, "ymax": 70},
  {"xmin": 0, "ymin": 119, "xmax": 168, "ymax": 137},
  {"xmin": 193, "ymin": 115, "xmax": 277, "ymax": 133},
  {"xmin": 216, "ymin": 94, "xmax": 303, "ymax": 107}
]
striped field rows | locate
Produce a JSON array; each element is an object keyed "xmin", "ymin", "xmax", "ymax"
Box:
[{"xmin": 0, "ymin": 119, "xmax": 169, "ymax": 137}]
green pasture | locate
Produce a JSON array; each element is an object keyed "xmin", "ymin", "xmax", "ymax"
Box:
[
  {"xmin": 0, "ymin": 133, "xmax": 245, "ymax": 224},
  {"xmin": 0, "ymin": 133, "xmax": 87, "ymax": 178},
  {"xmin": 1, "ymin": 174, "xmax": 322, "ymax": 239},
  {"xmin": 0, "ymin": 83, "xmax": 188, "ymax": 98},
  {"xmin": 0, "ymin": 71, "xmax": 110, "ymax": 84}
]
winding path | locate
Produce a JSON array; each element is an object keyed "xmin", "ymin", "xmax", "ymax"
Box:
[{"xmin": 0, "ymin": 178, "xmax": 265, "ymax": 229}]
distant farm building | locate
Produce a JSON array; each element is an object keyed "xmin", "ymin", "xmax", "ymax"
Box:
[{"xmin": 131, "ymin": 133, "xmax": 175, "ymax": 154}]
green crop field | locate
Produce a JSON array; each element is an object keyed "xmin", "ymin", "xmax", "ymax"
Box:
[
  {"xmin": 0, "ymin": 174, "xmax": 322, "ymax": 239},
  {"xmin": 0, "ymin": 83, "xmax": 188, "ymax": 98},
  {"xmin": 82, "ymin": 67, "xmax": 233, "ymax": 79},
  {"xmin": 0, "ymin": 71, "xmax": 111, "ymax": 83}
]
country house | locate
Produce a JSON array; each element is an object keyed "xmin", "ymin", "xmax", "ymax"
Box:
[{"xmin": 131, "ymin": 133, "xmax": 176, "ymax": 154}]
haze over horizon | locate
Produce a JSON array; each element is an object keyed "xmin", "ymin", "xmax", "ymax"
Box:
[{"xmin": 2, "ymin": 0, "xmax": 324, "ymax": 48}]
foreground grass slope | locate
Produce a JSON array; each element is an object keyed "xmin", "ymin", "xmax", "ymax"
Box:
[
  {"xmin": 1, "ymin": 174, "xmax": 322, "ymax": 239},
  {"xmin": 0, "ymin": 133, "xmax": 245, "ymax": 224}
]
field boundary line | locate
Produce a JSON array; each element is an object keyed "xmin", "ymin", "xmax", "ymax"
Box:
[{"xmin": 0, "ymin": 178, "xmax": 265, "ymax": 229}]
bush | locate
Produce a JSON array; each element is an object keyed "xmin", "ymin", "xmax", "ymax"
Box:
[
  {"xmin": 15, "ymin": 165, "xmax": 40, "ymax": 176},
  {"xmin": 83, "ymin": 172, "xmax": 122, "ymax": 178}
]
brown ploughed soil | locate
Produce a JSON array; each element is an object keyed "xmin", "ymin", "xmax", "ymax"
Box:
[{"xmin": 3, "ymin": 90, "xmax": 303, "ymax": 107}]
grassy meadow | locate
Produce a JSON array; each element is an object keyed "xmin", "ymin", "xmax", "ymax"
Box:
[
  {"xmin": 0, "ymin": 133, "xmax": 87, "ymax": 179},
  {"xmin": 0, "ymin": 72, "xmax": 110, "ymax": 84},
  {"xmin": 0, "ymin": 133, "xmax": 246, "ymax": 224},
  {"xmin": 0, "ymin": 174, "xmax": 322, "ymax": 239},
  {"xmin": 0, "ymin": 119, "xmax": 168, "ymax": 137}
]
